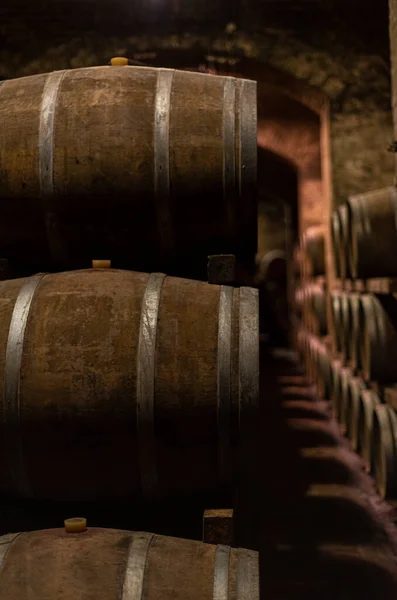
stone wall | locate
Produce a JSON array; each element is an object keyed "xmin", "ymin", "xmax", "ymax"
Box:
[{"xmin": 1, "ymin": 0, "xmax": 394, "ymax": 209}]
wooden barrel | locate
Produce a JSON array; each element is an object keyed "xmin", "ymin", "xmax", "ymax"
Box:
[
  {"xmin": 0, "ymin": 66, "xmax": 257, "ymax": 279},
  {"xmin": 306, "ymin": 283, "xmax": 327, "ymax": 336},
  {"xmin": 331, "ymin": 205, "xmax": 350, "ymax": 279},
  {"xmin": 358, "ymin": 390, "xmax": 381, "ymax": 470},
  {"xmin": 372, "ymin": 404, "xmax": 397, "ymax": 499},
  {"xmin": 360, "ymin": 294, "xmax": 397, "ymax": 383},
  {"xmin": 337, "ymin": 368, "xmax": 351, "ymax": 430},
  {"xmin": 331, "ymin": 293, "xmax": 343, "ymax": 352},
  {"xmin": 330, "ymin": 360, "xmax": 342, "ymax": 417},
  {"xmin": 302, "ymin": 226, "xmax": 325, "ymax": 276},
  {"xmin": 339, "ymin": 294, "xmax": 352, "ymax": 363},
  {"xmin": 347, "ymin": 293, "xmax": 362, "ymax": 372},
  {"xmin": 331, "ymin": 210, "xmax": 342, "ymax": 278},
  {"xmin": 0, "ymin": 527, "xmax": 259, "ymax": 599},
  {"xmin": 0, "ymin": 269, "xmax": 259, "ymax": 502},
  {"xmin": 347, "ymin": 188, "xmax": 397, "ymax": 279},
  {"xmin": 255, "ymin": 250, "xmax": 286, "ymax": 285},
  {"xmin": 345, "ymin": 377, "xmax": 366, "ymax": 451}
]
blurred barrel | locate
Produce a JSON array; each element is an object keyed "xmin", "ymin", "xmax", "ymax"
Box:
[
  {"xmin": 359, "ymin": 294, "xmax": 397, "ymax": 383},
  {"xmin": 347, "ymin": 188, "xmax": 397, "ymax": 279},
  {"xmin": 306, "ymin": 283, "xmax": 327, "ymax": 335},
  {"xmin": 0, "ymin": 66, "xmax": 257, "ymax": 278},
  {"xmin": 347, "ymin": 293, "xmax": 362, "ymax": 371},
  {"xmin": 255, "ymin": 250, "xmax": 286, "ymax": 285},
  {"xmin": 372, "ymin": 404, "xmax": 397, "ymax": 499},
  {"xmin": 337, "ymin": 368, "xmax": 351, "ymax": 430},
  {"xmin": 358, "ymin": 390, "xmax": 381, "ymax": 470},
  {"xmin": 330, "ymin": 360, "xmax": 342, "ymax": 416},
  {"xmin": 0, "ymin": 527, "xmax": 259, "ymax": 599},
  {"xmin": 345, "ymin": 377, "xmax": 366, "ymax": 451},
  {"xmin": 331, "ymin": 293, "xmax": 343, "ymax": 352},
  {"xmin": 331, "ymin": 210, "xmax": 342, "ymax": 278},
  {"xmin": 0, "ymin": 269, "xmax": 259, "ymax": 501},
  {"xmin": 331, "ymin": 205, "xmax": 350, "ymax": 279},
  {"xmin": 339, "ymin": 294, "xmax": 351, "ymax": 363},
  {"xmin": 302, "ymin": 225, "xmax": 325, "ymax": 276}
]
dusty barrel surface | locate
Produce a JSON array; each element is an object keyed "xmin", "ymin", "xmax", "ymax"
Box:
[
  {"xmin": 0, "ymin": 269, "xmax": 259, "ymax": 502},
  {"xmin": 347, "ymin": 188, "xmax": 397, "ymax": 279},
  {"xmin": 0, "ymin": 528, "xmax": 259, "ymax": 599},
  {"xmin": 360, "ymin": 294, "xmax": 397, "ymax": 383},
  {"xmin": 0, "ymin": 66, "xmax": 257, "ymax": 277}
]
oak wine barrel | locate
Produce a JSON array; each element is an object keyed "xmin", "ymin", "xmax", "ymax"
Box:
[
  {"xmin": 347, "ymin": 188, "xmax": 397, "ymax": 279},
  {"xmin": 307, "ymin": 283, "xmax": 327, "ymax": 336},
  {"xmin": 359, "ymin": 294, "xmax": 397, "ymax": 383},
  {"xmin": 330, "ymin": 360, "xmax": 342, "ymax": 417},
  {"xmin": 331, "ymin": 293, "xmax": 343, "ymax": 352},
  {"xmin": 0, "ymin": 269, "xmax": 259, "ymax": 502},
  {"xmin": 331, "ymin": 205, "xmax": 350, "ymax": 280},
  {"xmin": 331, "ymin": 210, "xmax": 342, "ymax": 278},
  {"xmin": 347, "ymin": 293, "xmax": 362, "ymax": 372},
  {"xmin": 0, "ymin": 527, "xmax": 259, "ymax": 599},
  {"xmin": 345, "ymin": 377, "xmax": 366, "ymax": 451},
  {"xmin": 337, "ymin": 367, "xmax": 351, "ymax": 430},
  {"xmin": 339, "ymin": 293, "xmax": 352, "ymax": 363},
  {"xmin": 358, "ymin": 390, "xmax": 381, "ymax": 470},
  {"xmin": 302, "ymin": 225, "xmax": 325, "ymax": 276},
  {"xmin": 372, "ymin": 404, "xmax": 397, "ymax": 500},
  {"xmin": 0, "ymin": 66, "xmax": 257, "ymax": 279}
]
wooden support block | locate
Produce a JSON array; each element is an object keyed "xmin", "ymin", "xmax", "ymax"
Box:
[{"xmin": 203, "ymin": 509, "xmax": 234, "ymax": 546}]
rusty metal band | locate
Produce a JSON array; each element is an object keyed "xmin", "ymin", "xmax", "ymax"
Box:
[
  {"xmin": 4, "ymin": 274, "xmax": 47, "ymax": 498},
  {"xmin": 223, "ymin": 78, "xmax": 236, "ymax": 232},
  {"xmin": 154, "ymin": 69, "xmax": 174, "ymax": 256},
  {"xmin": 121, "ymin": 532, "xmax": 154, "ymax": 599},
  {"xmin": 136, "ymin": 273, "xmax": 166, "ymax": 498},
  {"xmin": 237, "ymin": 549, "xmax": 260, "ymax": 599},
  {"xmin": 39, "ymin": 70, "xmax": 67, "ymax": 264},
  {"xmin": 238, "ymin": 287, "xmax": 260, "ymax": 419},
  {"xmin": 213, "ymin": 544, "xmax": 231, "ymax": 600},
  {"xmin": 238, "ymin": 79, "xmax": 257, "ymax": 196},
  {"xmin": 217, "ymin": 286, "xmax": 233, "ymax": 485}
]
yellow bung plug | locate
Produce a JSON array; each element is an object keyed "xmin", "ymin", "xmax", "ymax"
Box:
[
  {"xmin": 64, "ymin": 518, "xmax": 87, "ymax": 533},
  {"xmin": 92, "ymin": 260, "xmax": 111, "ymax": 269},
  {"xmin": 110, "ymin": 57, "xmax": 129, "ymax": 66}
]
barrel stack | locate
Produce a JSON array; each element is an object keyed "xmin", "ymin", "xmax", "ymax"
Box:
[
  {"xmin": 0, "ymin": 61, "xmax": 261, "ymax": 598},
  {"xmin": 294, "ymin": 186, "xmax": 397, "ymax": 505}
]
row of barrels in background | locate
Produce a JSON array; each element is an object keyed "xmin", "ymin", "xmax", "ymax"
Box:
[
  {"xmin": 332, "ymin": 186, "xmax": 397, "ymax": 280},
  {"xmin": 0, "ymin": 64, "xmax": 257, "ymax": 282},
  {"xmin": 296, "ymin": 330, "xmax": 397, "ymax": 502}
]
